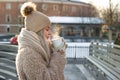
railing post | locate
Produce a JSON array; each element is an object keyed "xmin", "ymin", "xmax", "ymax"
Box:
[
  {"xmin": 75, "ymin": 45, "xmax": 76, "ymax": 59},
  {"xmin": 107, "ymin": 44, "xmax": 112, "ymax": 61},
  {"xmin": 89, "ymin": 42, "xmax": 93, "ymax": 55},
  {"xmin": 96, "ymin": 42, "xmax": 99, "ymax": 49},
  {"xmin": 95, "ymin": 42, "xmax": 99, "ymax": 54}
]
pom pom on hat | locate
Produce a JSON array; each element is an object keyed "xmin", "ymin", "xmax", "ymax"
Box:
[
  {"xmin": 20, "ymin": 2, "xmax": 51, "ymax": 32},
  {"xmin": 21, "ymin": 2, "xmax": 36, "ymax": 17}
]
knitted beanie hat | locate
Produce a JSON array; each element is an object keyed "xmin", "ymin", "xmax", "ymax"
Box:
[{"xmin": 20, "ymin": 2, "xmax": 51, "ymax": 32}]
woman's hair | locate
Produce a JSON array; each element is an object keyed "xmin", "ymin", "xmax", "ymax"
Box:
[{"xmin": 37, "ymin": 29, "xmax": 50, "ymax": 54}]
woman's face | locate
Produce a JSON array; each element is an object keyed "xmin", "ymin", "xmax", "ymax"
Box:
[{"xmin": 44, "ymin": 26, "xmax": 51, "ymax": 39}]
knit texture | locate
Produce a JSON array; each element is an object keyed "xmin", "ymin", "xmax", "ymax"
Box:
[
  {"xmin": 25, "ymin": 11, "xmax": 51, "ymax": 32},
  {"xmin": 20, "ymin": 2, "xmax": 51, "ymax": 32},
  {"xmin": 16, "ymin": 28, "xmax": 66, "ymax": 80}
]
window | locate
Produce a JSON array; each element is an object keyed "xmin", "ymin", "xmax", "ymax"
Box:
[
  {"xmin": 6, "ymin": 3, "xmax": 11, "ymax": 10},
  {"xmin": 53, "ymin": 5, "xmax": 59, "ymax": 11},
  {"xmin": 42, "ymin": 4, "xmax": 48, "ymax": 11},
  {"xmin": 63, "ymin": 27, "xmax": 75, "ymax": 36},
  {"xmin": 6, "ymin": 14, "xmax": 11, "ymax": 23},
  {"xmin": 63, "ymin": 5, "xmax": 67, "ymax": 12},
  {"xmin": 72, "ymin": 6, "xmax": 76, "ymax": 12},
  {"xmin": 6, "ymin": 25, "xmax": 10, "ymax": 32},
  {"xmin": 63, "ymin": 5, "xmax": 69, "ymax": 16},
  {"xmin": 80, "ymin": 7, "xmax": 83, "ymax": 16},
  {"xmin": 18, "ymin": 15, "xmax": 24, "ymax": 24}
]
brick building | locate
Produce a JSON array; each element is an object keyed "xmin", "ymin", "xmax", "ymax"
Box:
[
  {"xmin": 0, "ymin": 0, "xmax": 104, "ymax": 42},
  {"xmin": 0, "ymin": 0, "xmax": 97, "ymax": 24}
]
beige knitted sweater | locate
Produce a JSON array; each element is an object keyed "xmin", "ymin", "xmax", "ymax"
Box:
[{"xmin": 16, "ymin": 29, "xmax": 66, "ymax": 80}]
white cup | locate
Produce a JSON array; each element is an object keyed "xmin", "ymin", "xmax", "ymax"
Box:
[{"xmin": 51, "ymin": 37, "xmax": 64, "ymax": 49}]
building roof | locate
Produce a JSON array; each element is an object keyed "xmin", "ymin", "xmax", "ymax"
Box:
[
  {"xmin": 0, "ymin": 17, "xmax": 104, "ymax": 26},
  {"xmin": 49, "ymin": 16, "xmax": 104, "ymax": 24}
]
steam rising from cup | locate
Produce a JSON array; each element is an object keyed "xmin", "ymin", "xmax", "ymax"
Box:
[
  {"xmin": 51, "ymin": 24, "xmax": 63, "ymax": 50},
  {"xmin": 51, "ymin": 24, "xmax": 61, "ymax": 39}
]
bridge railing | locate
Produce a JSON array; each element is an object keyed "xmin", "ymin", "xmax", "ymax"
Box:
[{"xmin": 66, "ymin": 43, "xmax": 90, "ymax": 58}]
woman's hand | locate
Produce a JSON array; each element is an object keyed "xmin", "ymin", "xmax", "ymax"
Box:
[
  {"xmin": 51, "ymin": 38, "xmax": 68, "ymax": 53},
  {"xmin": 57, "ymin": 49, "xmax": 65, "ymax": 55}
]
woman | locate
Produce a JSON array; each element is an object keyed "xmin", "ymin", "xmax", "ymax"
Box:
[{"xmin": 16, "ymin": 2, "xmax": 66, "ymax": 80}]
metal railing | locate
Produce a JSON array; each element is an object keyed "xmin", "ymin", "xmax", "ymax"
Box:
[
  {"xmin": 66, "ymin": 43, "xmax": 90, "ymax": 58},
  {"xmin": 0, "ymin": 42, "xmax": 90, "ymax": 58}
]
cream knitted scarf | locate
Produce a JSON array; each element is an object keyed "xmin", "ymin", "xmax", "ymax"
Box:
[{"xmin": 18, "ymin": 28, "xmax": 50, "ymax": 64}]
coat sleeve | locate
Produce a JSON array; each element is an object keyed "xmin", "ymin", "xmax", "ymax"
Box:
[{"xmin": 22, "ymin": 48, "xmax": 66, "ymax": 80}]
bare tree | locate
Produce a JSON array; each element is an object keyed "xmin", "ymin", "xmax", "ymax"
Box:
[{"xmin": 99, "ymin": 0, "xmax": 120, "ymax": 43}]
